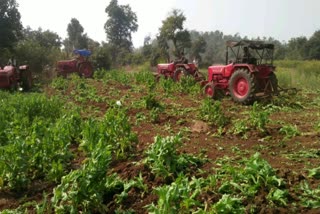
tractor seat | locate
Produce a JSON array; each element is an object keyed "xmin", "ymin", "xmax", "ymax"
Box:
[{"xmin": 242, "ymin": 57, "xmax": 257, "ymax": 65}]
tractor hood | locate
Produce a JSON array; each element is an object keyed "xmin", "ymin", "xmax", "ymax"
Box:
[
  {"xmin": 208, "ymin": 65, "xmax": 225, "ymax": 74},
  {"xmin": 157, "ymin": 63, "xmax": 175, "ymax": 71},
  {"xmin": 0, "ymin": 65, "xmax": 15, "ymax": 74}
]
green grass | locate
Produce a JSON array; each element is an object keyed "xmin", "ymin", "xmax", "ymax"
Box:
[{"xmin": 275, "ymin": 60, "xmax": 320, "ymax": 90}]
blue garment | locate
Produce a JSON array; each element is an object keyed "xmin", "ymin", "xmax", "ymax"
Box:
[{"xmin": 73, "ymin": 49, "xmax": 91, "ymax": 57}]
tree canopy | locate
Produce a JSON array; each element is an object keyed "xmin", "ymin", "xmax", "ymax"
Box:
[
  {"xmin": 0, "ymin": 0, "xmax": 22, "ymax": 49},
  {"xmin": 157, "ymin": 9, "xmax": 191, "ymax": 61},
  {"xmin": 0, "ymin": 0, "xmax": 23, "ymax": 62},
  {"xmin": 65, "ymin": 18, "xmax": 89, "ymax": 53},
  {"xmin": 104, "ymin": 0, "xmax": 138, "ymax": 50}
]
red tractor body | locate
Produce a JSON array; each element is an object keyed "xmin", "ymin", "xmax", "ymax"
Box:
[
  {"xmin": 204, "ymin": 40, "xmax": 278, "ymax": 104},
  {"xmin": 0, "ymin": 63, "xmax": 32, "ymax": 90},
  {"xmin": 156, "ymin": 62, "xmax": 204, "ymax": 82},
  {"xmin": 56, "ymin": 49, "xmax": 93, "ymax": 78}
]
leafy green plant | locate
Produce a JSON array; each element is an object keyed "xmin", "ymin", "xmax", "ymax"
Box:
[
  {"xmin": 211, "ymin": 194, "xmax": 245, "ymax": 214},
  {"xmin": 229, "ymin": 119, "xmax": 249, "ymax": 139},
  {"xmin": 146, "ymin": 175, "xmax": 206, "ymax": 213},
  {"xmin": 177, "ymin": 75, "xmax": 200, "ymax": 95},
  {"xmin": 279, "ymin": 124, "xmax": 300, "ymax": 139},
  {"xmin": 199, "ymin": 99, "xmax": 229, "ymax": 127},
  {"xmin": 267, "ymin": 188, "xmax": 288, "ymax": 206},
  {"xmin": 81, "ymin": 106, "xmax": 138, "ymax": 160},
  {"xmin": 215, "ymin": 153, "xmax": 286, "ymax": 206},
  {"xmin": 52, "ymin": 145, "xmax": 113, "ymax": 213},
  {"xmin": 308, "ymin": 166, "xmax": 320, "ymax": 179},
  {"xmin": 249, "ymin": 102, "xmax": 270, "ymax": 133},
  {"xmin": 133, "ymin": 69, "xmax": 156, "ymax": 91},
  {"xmin": 284, "ymin": 149, "xmax": 320, "ymax": 160},
  {"xmin": 157, "ymin": 77, "xmax": 176, "ymax": 95},
  {"xmin": 93, "ymin": 68, "xmax": 108, "ymax": 79},
  {"xmin": 114, "ymin": 173, "xmax": 148, "ymax": 204},
  {"xmin": 103, "ymin": 69, "xmax": 130, "ymax": 85},
  {"xmin": 0, "ymin": 93, "xmax": 81, "ymax": 191},
  {"xmin": 298, "ymin": 181, "xmax": 320, "ymax": 208},
  {"xmin": 143, "ymin": 134, "xmax": 205, "ymax": 180},
  {"xmin": 144, "ymin": 93, "xmax": 162, "ymax": 110},
  {"xmin": 150, "ymin": 107, "xmax": 161, "ymax": 123},
  {"xmin": 51, "ymin": 76, "xmax": 69, "ymax": 90}
]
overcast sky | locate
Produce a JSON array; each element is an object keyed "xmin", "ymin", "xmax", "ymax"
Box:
[{"xmin": 17, "ymin": 0, "xmax": 320, "ymax": 48}]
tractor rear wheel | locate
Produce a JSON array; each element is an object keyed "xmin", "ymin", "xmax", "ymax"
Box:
[
  {"xmin": 229, "ymin": 69, "xmax": 256, "ymax": 104},
  {"xmin": 79, "ymin": 62, "xmax": 93, "ymax": 78},
  {"xmin": 9, "ymin": 79, "xmax": 18, "ymax": 91},
  {"xmin": 174, "ymin": 67, "xmax": 189, "ymax": 81},
  {"xmin": 21, "ymin": 70, "xmax": 32, "ymax": 91}
]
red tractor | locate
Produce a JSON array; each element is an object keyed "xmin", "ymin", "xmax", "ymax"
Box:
[
  {"xmin": 0, "ymin": 59, "xmax": 32, "ymax": 91},
  {"xmin": 156, "ymin": 57, "xmax": 204, "ymax": 82},
  {"xmin": 56, "ymin": 49, "xmax": 93, "ymax": 78},
  {"xmin": 203, "ymin": 40, "xmax": 279, "ymax": 104}
]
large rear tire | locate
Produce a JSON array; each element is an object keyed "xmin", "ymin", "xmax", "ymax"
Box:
[
  {"xmin": 79, "ymin": 62, "xmax": 93, "ymax": 78},
  {"xmin": 174, "ymin": 67, "xmax": 189, "ymax": 82},
  {"xmin": 21, "ymin": 70, "xmax": 32, "ymax": 91},
  {"xmin": 229, "ymin": 69, "xmax": 256, "ymax": 104},
  {"xmin": 9, "ymin": 79, "xmax": 18, "ymax": 91}
]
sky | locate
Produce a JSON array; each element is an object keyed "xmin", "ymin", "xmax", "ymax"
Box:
[{"xmin": 17, "ymin": 0, "xmax": 320, "ymax": 48}]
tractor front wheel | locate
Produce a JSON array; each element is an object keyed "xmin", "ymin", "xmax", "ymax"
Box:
[
  {"xmin": 174, "ymin": 67, "xmax": 189, "ymax": 82},
  {"xmin": 229, "ymin": 69, "xmax": 256, "ymax": 104},
  {"xmin": 204, "ymin": 82, "xmax": 216, "ymax": 99}
]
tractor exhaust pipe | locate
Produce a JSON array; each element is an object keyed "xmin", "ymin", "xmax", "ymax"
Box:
[{"xmin": 225, "ymin": 46, "xmax": 228, "ymax": 65}]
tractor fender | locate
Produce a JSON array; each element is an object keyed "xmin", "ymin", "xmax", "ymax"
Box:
[{"xmin": 232, "ymin": 64, "xmax": 255, "ymax": 73}]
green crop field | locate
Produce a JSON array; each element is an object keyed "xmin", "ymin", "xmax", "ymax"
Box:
[{"xmin": 1, "ymin": 61, "xmax": 320, "ymax": 213}]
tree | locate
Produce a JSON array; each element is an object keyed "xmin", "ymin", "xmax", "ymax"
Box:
[
  {"xmin": 0, "ymin": 0, "xmax": 23, "ymax": 62},
  {"xmin": 23, "ymin": 27, "xmax": 61, "ymax": 48},
  {"xmin": 286, "ymin": 36, "xmax": 308, "ymax": 60},
  {"xmin": 15, "ymin": 28, "xmax": 62, "ymax": 73},
  {"xmin": 190, "ymin": 36, "xmax": 206, "ymax": 65},
  {"xmin": 157, "ymin": 9, "xmax": 191, "ymax": 60},
  {"xmin": 142, "ymin": 36, "xmax": 152, "ymax": 60},
  {"xmin": 65, "ymin": 18, "xmax": 88, "ymax": 53},
  {"xmin": 104, "ymin": 0, "xmax": 138, "ymax": 65},
  {"xmin": 306, "ymin": 30, "xmax": 320, "ymax": 60},
  {"xmin": 92, "ymin": 42, "xmax": 112, "ymax": 70}
]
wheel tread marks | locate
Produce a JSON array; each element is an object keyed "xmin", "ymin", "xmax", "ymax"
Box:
[{"xmin": 229, "ymin": 68, "xmax": 256, "ymax": 104}]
